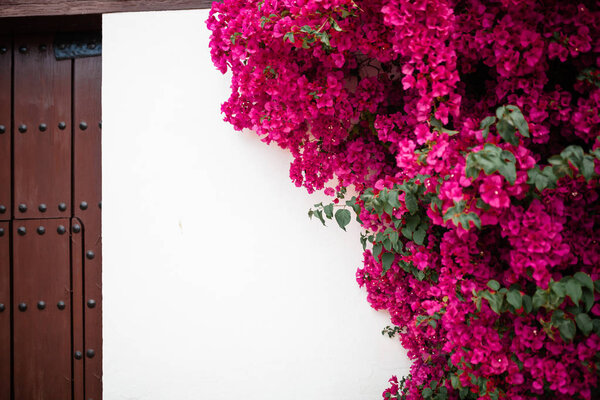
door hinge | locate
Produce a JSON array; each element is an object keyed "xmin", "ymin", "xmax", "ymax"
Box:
[{"xmin": 54, "ymin": 32, "xmax": 102, "ymax": 60}]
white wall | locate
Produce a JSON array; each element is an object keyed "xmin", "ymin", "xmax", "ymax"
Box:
[{"xmin": 102, "ymin": 10, "xmax": 409, "ymax": 400}]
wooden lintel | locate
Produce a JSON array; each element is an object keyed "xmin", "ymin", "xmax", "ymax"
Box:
[{"xmin": 0, "ymin": 0, "xmax": 215, "ymax": 18}]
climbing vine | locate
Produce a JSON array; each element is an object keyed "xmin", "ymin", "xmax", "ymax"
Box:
[{"xmin": 207, "ymin": 1, "xmax": 600, "ymax": 398}]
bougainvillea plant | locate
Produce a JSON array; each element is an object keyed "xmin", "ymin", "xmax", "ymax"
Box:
[{"xmin": 207, "ymin": 1, "xmax": 600, "ymax": 398}]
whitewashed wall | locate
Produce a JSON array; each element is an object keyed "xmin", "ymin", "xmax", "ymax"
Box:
[{"xmin": 102, "ymin": 10, "xmax": 410, "ymax": 400}]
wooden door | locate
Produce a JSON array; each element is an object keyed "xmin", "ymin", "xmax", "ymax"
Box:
[{"xmin": 0, "ymin": 22, "xmax": 102, "ymax": 400}]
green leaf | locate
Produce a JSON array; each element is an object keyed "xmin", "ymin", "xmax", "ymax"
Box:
[
  {"xmin": 465, "ymin": 213, "xmax": 482, "ymax": 230},
  {"xmin": 532, "ymin": 290, "xmax": 547, "ymax": 310},
  {"xmin": 330, "ymin": 18, "xmax": 342, "ymax": 31},
  {"xmin": 561, "ymin": 145, "xmax": 584, "ymax": 169},
  {"xmin": 581, "ymin": 155, "xmax": 596, "ymax": 181},
  {"xmin": 582, "ymin": 287, "xmax": 594, "ymax": 313},
  {"xmin": 422, "ymin": 387, "xmax": 433, "ymax": 398},
  {"xmin": 360, "ymin": 234, "xmax": 367, "ymax": 250},
  {"xmin": 457, "ymin": 214, "xmax": 470, "ymax": 230},
  {"xmin": 373, "ymin": 244, "xmax": 383, "ymax": 259},
  {"xmin": 450, "ymin": 375, "xmax": 461, "ymax": 389},
  {"xmin": 593, "ymin": 319, "xmax": 600, "ymax": 334},
  {"xmin": 576, "ymin": 313, "xmax": 593, "ymax": 335},
  {"xmin": 283, "ymin": 32, "xmax": 295, "ymax": 43},
  {"xmin": 528, "ymin": 165, "xmax": 558, "ymax": 191},
  {"xmin": 443, "ymin": 200, "xmax": 466, "ymax": 225},
  {"xmin": 405, "ymin": 214, "xmax": 420, "ymax": 232},
  {"xmin": 495, "ymin": 105, "xmax": 529, "ymax": 144},
  {"xmin": 438, "ymin": 387, "xmax": 448, "ymax": 400},
  {"xmin": 480, "ymin": 116, "xmax": 497, "ymax": 139},
  {"xmin": 559, "ymin": 319, "xmax": 576, "ymax": 341},
  {"xmin": 566, "ymin": 279, "xmax": 583, "ymax": 305},
  {"xmin": 387, "ymin": 190, "xmax": 402, "ymax": 208},
  {"xmin": 381, "ymin": 252, "xmax": 394, "ymax": 275},
  {"xmin": 506, "ymin": 289, "xmax": 522, "ymax": 309},
  {"xmin": 551, "ymin": 309, "xmax": 565, "ymax": 326},
  {"xmin": 522, "ymin": 294, "xmax": 533, "ymax": 313},
  {"xmin": 497, "ymin": 118, "xmax": 518, "ymax": 146},
  {"xmin": 506, "ymin": 105, "xmax": 530, "ymax": 137},
  {"xmin": 487, "ymin": 293, "xmax": 504, "ymax": 314},
  {"xmin": 334, "ymin": 209, "xmax": 351, "ymax": 231},
  {"xmin": 319, "ymin": 32, "xmax": 331, "ymax": 47},
  {"xmin": 430, "ymin": 196, "xmax": 443, "ymax": 212},
  {"xmin": 389, "ymin": 230, "xmax": 399, "ymax": 244},
  {"xmin": 466, "ymin": 144, "xmax": 517, "ymax": 185},
  {"xmin": 313, "ymin": 209, "xmax": 326, "ymax": 226},
  {"xmin": 574, "ymin": 272, "xmax": 594, "ymax": 291},
  {"xmin": 323, "ymin": 203, "xmax": 334, "ymax": 219},
  {"xmin": 382, "ymin": 238, "xmax": 392, "ymax": 252},
  {"xmin": 498, "ymin": 151, "xmax": 517, "ymax": 185},
  {"xmin": 487, "ymin": 280, "xmax": 501, "ymax": 291},
  {"xmin": 413, "ymin": 226, "xmax": 426, "ymax": 245},
  {"xmin": 551, "ymin": 281, "xmax": 566, "ymax": 298},
  {"xmin": 404, "ymin": 192, "xmax": 418, "ymax": 214}
]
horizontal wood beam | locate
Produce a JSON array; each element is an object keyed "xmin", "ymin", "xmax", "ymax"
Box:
[
  {"xmin": 0, "ymin": 14, "xmax": 102, "ymax": 33},
  {"xmin": 0, "ymin": 0, "xmax": 215, "ymax": 18}
]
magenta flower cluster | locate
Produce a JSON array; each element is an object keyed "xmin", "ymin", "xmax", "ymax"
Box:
[{"xmin": 207, "ymin": 1, "xmax": 600, "ymax": 398}]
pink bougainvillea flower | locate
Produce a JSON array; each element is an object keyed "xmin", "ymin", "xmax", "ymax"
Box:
[{"xmin": 208, "ymin": 0, "xmax": 600, "ymax": 398}]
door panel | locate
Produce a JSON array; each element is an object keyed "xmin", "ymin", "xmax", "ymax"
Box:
[
  {"xmin": 1, "ymin": 23, "xmax": 103, "ymax": 399},
  {"xmin": 0, "ymin": 38, "xmax": 10, "ymax": 220},
  {"xmin": 13, "ymin": 219, "xmax": 71, "ymax": 400},
  {"xmin": 13, "ymin": 33, "xmax": 71, "ymax": 219}
]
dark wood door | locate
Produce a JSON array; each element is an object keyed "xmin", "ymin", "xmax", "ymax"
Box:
[{"xmin": 0, "ymin": 25, "xmax": 102, "ymax": 400}]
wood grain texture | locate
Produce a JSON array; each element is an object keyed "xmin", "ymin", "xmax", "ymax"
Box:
[
  {"xmin": 0, "ymin": 38, "xmax": 10, "ymax": 220},
  {"xmin": 0, "ymin": 221, "xmax": 9, "ymax": 400},
  {"xmin": 0, "ymin": 15, "xmax": 101, "ymax": 34},
  {"xmin": 0, "ymin": 0, "xmax": 215, "ymax": 17},
  {"xmin": 13, "ymin": 219, "xmax": 72, "ymax": 400},
  {"xmin": 72, "ymin": 218, "xmax": 85, "ymax": 400},
  {"xmin": 13, "ymin": 33, "xmax": 72, "ymax": 219},
  {"xmin": 73, "ymin": 54, "xmax": 103, "ymax": 400}
]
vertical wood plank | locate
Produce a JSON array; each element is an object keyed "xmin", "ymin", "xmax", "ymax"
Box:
[
  {"xmin": 13, "ymin": 218, "xmax": 71, "ymax": 400},
  {"xmin": 72, "ymin": 217, "xmax": 84, "ymax": 400},
  {"xmin": 0, "ymin": 221, "xmax": 10, "ymax": 399},
  {"xmin": 13, "ymin": 33, "xmax": 71, "ymax": 219},
  {"xmin": 73, "ymin": 55, "xmax": 102, "ymax": 400},
  {"xmin": 0, "ymin": 37, "xmax": 11, "ymax": 220}
]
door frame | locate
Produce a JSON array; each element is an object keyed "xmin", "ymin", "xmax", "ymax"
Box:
[{"xmin": 0, "ymin": 0, "xmax": 214, "ymax": 18}]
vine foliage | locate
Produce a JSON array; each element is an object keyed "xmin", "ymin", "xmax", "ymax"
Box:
[{"xmin": 208, "ymin": 0, "xmax": 600, "ymax": 398}]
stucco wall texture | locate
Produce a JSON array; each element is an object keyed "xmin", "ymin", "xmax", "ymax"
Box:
[{"xmin": 102, "ymin": 10, "xmax": 410, "ymax": 400}]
